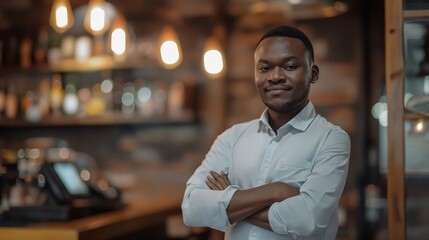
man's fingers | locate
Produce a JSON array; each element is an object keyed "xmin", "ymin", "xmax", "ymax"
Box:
[
  {"xmin": 210, "ymin": 170, "xmax": 222, "ymax": 179},
  {"xmin": 221, "ymin": 171, "xmax": 231, "ymax": 185},
  {"xmin": 206, "ymin": 179, "xmax": 218, "ymax": 190},
  {"xmin": 206, "ymin": 170, "xmax": 231, "ymax": 190},
  {"xmin": 210, "ymin": 171, "xmax": 229, "ymax": 189},
  {"xmin": 207, "ymin": 176, "xmax": 222, "ymax": 190}
]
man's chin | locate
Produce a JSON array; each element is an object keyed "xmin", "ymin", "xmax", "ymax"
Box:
[{"xmin": 264, "ymin": 102, "xmax": 293, "ymax": 113}]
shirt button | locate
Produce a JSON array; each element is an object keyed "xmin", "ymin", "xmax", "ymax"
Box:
[{"xmin": 252, "ymin": 232, "xmax": 257, "ymax": 237}]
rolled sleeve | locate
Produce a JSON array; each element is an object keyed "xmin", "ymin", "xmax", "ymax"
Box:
[
  {"xmin": 182, "ymin": 185, "xmax": 240, "ymax": 231},
  {"xmin": 181, "ymin": 127, "xmax": 240, "ymax": 231}
]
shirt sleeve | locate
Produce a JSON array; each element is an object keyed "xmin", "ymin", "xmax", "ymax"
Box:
[
  {"xmin": 181, "ymin": 127, "xmax": 240, "ymax": 232},
  {"xmin": 268, "ymin": 128, "xmax": 350, "ymax": 237}
]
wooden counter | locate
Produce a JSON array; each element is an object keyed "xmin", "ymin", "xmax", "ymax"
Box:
[{"xmin": 0, "ymin": 197, "xmax": 182, "ymax": 240}]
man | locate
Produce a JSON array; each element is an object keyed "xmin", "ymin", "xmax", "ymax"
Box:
[{"xmin": 182, "ymin": 25, "xmax": 350, "ymax": 240}]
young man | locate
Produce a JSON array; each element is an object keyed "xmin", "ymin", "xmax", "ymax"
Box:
[{"xmin": 182, "ymin": 25, "xmax": 350, "ymax": 240}]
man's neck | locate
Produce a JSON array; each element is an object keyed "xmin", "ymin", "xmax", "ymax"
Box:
[{"xmin": 268, "ymin": 102, "xmax": 308, "ymax": 133}]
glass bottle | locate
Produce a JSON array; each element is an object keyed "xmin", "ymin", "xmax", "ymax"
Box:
[
  {"xmin": 62, "ymin": 84, "xmax": 79, "ymax": 116},
  {"xmin": 50, "ymin": 74, "xmax": 64, "ymax": 116}
]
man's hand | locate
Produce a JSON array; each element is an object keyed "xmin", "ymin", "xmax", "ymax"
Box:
[
  {"xmin": 206, "ymin": 170, "xmax": 230, "ymax": 190},
  {"xmin": 205, "ymin": 170, "xmax": 299, "ymax": 231}
]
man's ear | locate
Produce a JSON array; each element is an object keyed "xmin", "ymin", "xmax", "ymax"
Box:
[{"xmin": 310, "ymin": 64, "xmax": 319, "ymax": 84}]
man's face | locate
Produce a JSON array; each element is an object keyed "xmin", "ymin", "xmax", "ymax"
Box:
[{"xmin": 254, "ymin": 36, "xmax": 317, "ymax": 114}]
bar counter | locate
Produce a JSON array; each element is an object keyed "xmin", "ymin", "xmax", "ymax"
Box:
[
  {"xmin": 0, "ymin": 161, "xmax": 195, "ymax": 240},
  {"xmin": 0, "ymin": 196, "xmax": 182, "ymax": 240}
]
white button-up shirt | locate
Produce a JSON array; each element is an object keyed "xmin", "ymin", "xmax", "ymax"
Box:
[{"xmin": 182, "ymin": 101, "xmax": 350, "ymax": 240}]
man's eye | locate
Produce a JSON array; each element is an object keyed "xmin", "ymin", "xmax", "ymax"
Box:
[
  {"xmin": 259, "ymin": 66, "xmax": 271, "ymax": 72},
  {"xmin": 284, "ymin": 65, "xmax": 297, "ymax": 70}
]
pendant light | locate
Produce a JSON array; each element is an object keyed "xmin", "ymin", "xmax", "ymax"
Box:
[
  {"xmin": 84, "ymin": 0, "xmax": 111, "ymax": 36},
  {"xmin": 158, "ymin": 25, "xmax": 183, "ymax": 70},
  {"xmin": 49, "ymin": 0, "xmax": 74, "ymax": 33},
  {"xmin": 203, "ymin": 36, "xmax": 225, "ymax": 78},
  {"xmin": 109, "ymin": 14, "xmax": 129, "ymax": 61}
]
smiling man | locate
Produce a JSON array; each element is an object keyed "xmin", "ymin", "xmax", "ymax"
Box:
[{"xmin": 182, "ymin": 25, "xmax": 350, "ymax": 240}]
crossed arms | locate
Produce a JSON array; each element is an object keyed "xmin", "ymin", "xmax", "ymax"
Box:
[{"xmin": 206, "ymin": 170, "xmax": 299, "ymax": 231}]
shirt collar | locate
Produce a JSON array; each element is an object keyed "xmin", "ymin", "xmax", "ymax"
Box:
[{"xmin": 259, "ymin": 101, "xmax": 317, "ymax": 133}]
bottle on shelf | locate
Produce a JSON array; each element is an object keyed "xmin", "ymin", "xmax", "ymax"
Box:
[
  {"xmin": 101, "ymin": 78, "xmax": 114, "ymax": 113},
  {"xmin": 49, "ymin": 74, "xmax": 64, "ymax": 116},
  {"xmin": 77, "ymin": 87, "xmax": 91, "ymax": 117},
  {"xmin": 62, "ymin": 84, "xmax": 79, "ymax": 116},
  {"xmin": 38, "ymin": 79, "xmax": 51, "ymax": 117},
  {"xmin": 121, "ymin": 82, "xmax": 135, "ymax": 115},
  {"xmin": 5, "ymin": 83, "xmax": 18, "ymax": 119},
  {"xmin": 34, "ymin": 26, "xmax": 49, "ymax": 65},
  {"xmin": 152, "ymin": 80, "xmax": 168, "ymax": 116},
  {"xmin": 61, "ymin": 36, "xmax": 75, "ymax": 59},
  {"xmin": 24, "ymin": 91, "xmax": 42, "ymax": 122},
  {"xmin": 135, "ymin": 79, "xmax": 154, "ymax": 117},
  {"xmin": 0, "ymin": 84, "xmax": 5, "ymax": 117},
  {"xmin": 20, "ymin": 36, "xmax": 32, "ymax": 69},
  {"xmin": 86, "ymin": 84, "xmax": 106, "ymax": 116}
]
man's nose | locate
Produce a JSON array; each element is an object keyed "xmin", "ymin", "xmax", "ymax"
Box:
[{"xmin": 269, "ymin": 67, "xmax": 285, "ymax": 82}]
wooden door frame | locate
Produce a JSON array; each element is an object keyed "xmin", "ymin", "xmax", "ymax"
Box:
[{"xmin": 384, "ymin": 0, "xmax": 406, "ymax": 239}]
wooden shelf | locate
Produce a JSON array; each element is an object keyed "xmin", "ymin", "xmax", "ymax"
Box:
[
  {"xmin": 404, "ymin": 10, "xmax": 429, "ymax": 20},
  {"xmin": 404, "ymin": 111, "xmax": 429, "ymax": 120},
  {"xmin": 48, "ymin": 56, "xmax": 159, "ymax": 73},
  {"xmin": 0, "ymin": 55, "xmax": 160, "ymax": 74},
  {"xmin": 0, "ymin": 112, "xmax": 195, "ymax": 128}
]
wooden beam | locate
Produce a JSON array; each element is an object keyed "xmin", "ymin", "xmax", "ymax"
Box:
[
  {"xmin": 385, "ymin": 0, "xmax": 406, "ymax": 239},
  {"xmin": 404, "ymin": 10, "xmax": 429, "ymax": 20}
]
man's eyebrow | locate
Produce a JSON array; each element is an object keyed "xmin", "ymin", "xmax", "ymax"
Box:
[
  {"xmin": 256, "ymin": 59, "xmax": 269, "ymax": 64},
  {"xmin": 256, "ymin": 56, "xmax": 300, "ymax": 64}
]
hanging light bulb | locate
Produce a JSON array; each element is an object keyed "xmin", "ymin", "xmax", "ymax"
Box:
[
  {"xmin": 158, "ymin": 25, "xmax": 182, "ymax": 70},
  {"xmin": 84, "ymin": 0, "xmax": 111, "ymax": 36},
  {"xmin": 49, "ymin": 0, "xmax": 74, "ymax": 33},
  {"xmin": 203, "ymin": 37, "xmax": 225, "ymax": 77},
  {"xmin": 109, "ymin": 14, "xmax": 129, "ymax": 60}
]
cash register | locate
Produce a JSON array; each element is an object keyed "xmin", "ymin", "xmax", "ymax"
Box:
[{"xmin": 4, "ymin": 152, "xmax": 123, "ymax": 222}]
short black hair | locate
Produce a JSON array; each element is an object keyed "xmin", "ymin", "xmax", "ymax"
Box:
[{"xmin": 256, "ymin": 25, "xmax": 315, "ymax": 63}]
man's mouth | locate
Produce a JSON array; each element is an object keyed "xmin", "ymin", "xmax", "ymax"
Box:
[{"xmin": 265, "ymin": 85, "xmax": 293, "ymax": 92}]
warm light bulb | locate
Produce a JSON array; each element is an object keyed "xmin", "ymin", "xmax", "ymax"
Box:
[
  {"xmin": 111, "ymin": 28, "xmax": 126, "ymax": 55},
  {"xmin": 109, "ymin": 14, "xmax": 129, "ymax": 59},
  {"xmin": 55, "ymin": 6, "xmax": 68, "ymax": 28},
  {"xmin": 90, "ymin": 7, "xmax": 106, "ymax": 31},
  {"xmin": 158, "ymin": 25, "xmax": 182, "ymax": 69},
  {"xmin": 203, "ymin": 37, "xmax": 225, "ymax": 77},
  {"xmin": 49, "ymin": 0, "xmax": 74, "ymax": 33},
  {"xmin": 204, "ymin": 50, "xmax": 224, "ymax": 75},
  {"xmin": 160, "ymin": 41, "xmax": 180, "ymax": 65},
  {"xmin": 84, "ymin": 0, "xmax": 110, "ymax": 36}
]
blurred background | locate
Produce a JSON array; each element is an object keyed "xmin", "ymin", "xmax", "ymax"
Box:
[{"xmin": 0, "ymin": 0, "xmax": 428, "ymax": 239}]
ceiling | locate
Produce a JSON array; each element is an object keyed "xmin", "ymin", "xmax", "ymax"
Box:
[{"xmin": 0, "ymin": 0, "xmax": 357, "ymax": 35}]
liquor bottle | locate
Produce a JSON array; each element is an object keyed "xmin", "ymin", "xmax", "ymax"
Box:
[
  {"xmin": 62, "ymin": 84, "xmax": 79, "ymax": 116},
  {"xmin": 20, "ymin": 36, "xmax": 32, "ymax": 69},
  {"xmin": 24, "ymin": 91, "xmax": 41, "ymax": 122},
  {"xmin": 5, "ymin": 84, "xmax": 18, "ymax": 119},
  {"xmin": 135, "ymin": 79, "xmax": 154, "ymax": 117},
  {"xmin": 50, "ymin": 74, "xmax": 64, "ymax": 116},
  {"xmin": 34, "ymin": 26, "xmax": 49, "ymax": 65},
  {"xmin": 38, "ymin": 79, "xmax": 50, "ymax": 117},
  {"xmin": 86, "ymin": 84, "xmax": 106, "ymax": 116},
  {"xmin": 0, "ymin": 83, "xmax": 5, "ymax": 117},
  {"xmin": 121, "ymin": 82, "xmax": 135, "ymax": 115}
]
